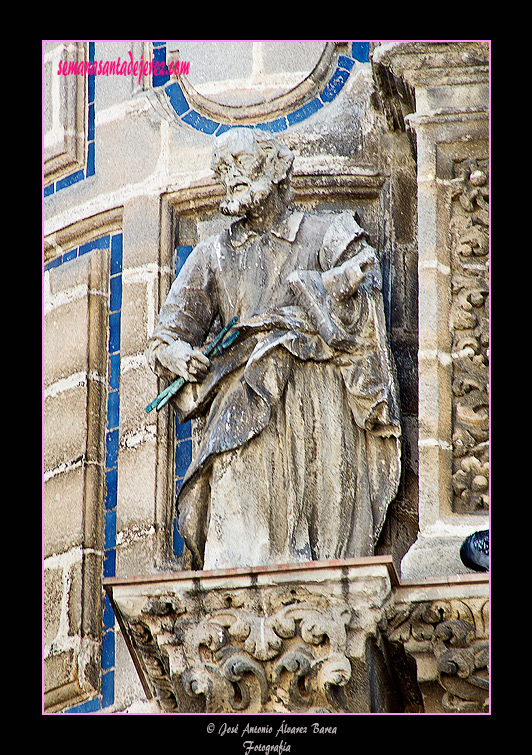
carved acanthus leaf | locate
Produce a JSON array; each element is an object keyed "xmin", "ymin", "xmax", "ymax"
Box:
[
  {"xmin": 150, "ymin": 598, "xmax": 355, "ymax": 712},
  {"xmin": 449, "ymin": 157, "xmax": 489, "ymax": 513},
  {"xmin": 380, "ymin": 599, "xmax": 489, "ymax": 713}
]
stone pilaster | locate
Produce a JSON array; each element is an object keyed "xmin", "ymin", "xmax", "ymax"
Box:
[{"xmin": 372, "ymin": 42, "xmax": 490, "ymax": 578}]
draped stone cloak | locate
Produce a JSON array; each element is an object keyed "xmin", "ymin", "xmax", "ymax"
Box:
[{"xmin": 146, "ymin": 210, "xmax": 401, "ymax": 570}]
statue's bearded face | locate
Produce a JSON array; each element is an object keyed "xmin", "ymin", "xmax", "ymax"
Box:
[{"xmin": 213, "ymin": 134, "xmax": 276, "ymax": 217}]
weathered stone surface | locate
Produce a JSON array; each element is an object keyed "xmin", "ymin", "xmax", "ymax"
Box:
[
  {"xmin": 376, "ymin": 41, "xmax": 491, "ymax": 579},
  {"xmin": 380, "ymin": 574, "xmax": 489, "ymax": 712},
  {"xmin": 43, "ymin": 42, "xmax": 490, "ymax": 714}
]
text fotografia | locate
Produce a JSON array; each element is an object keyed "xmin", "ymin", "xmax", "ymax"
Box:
[
  {"xmin": 207, "ymin": 720, "xmax": 339, "ymax": 752},
  {"xmin": 56, "ymin": 51, "xmax": 190, "ymax": 83}
]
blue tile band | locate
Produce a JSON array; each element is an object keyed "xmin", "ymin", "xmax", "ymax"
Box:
[
  {"xmin": 351, "ymin": 42, "xmax": 370, "ymax": 62},
  {"xmin": 156, "ymin": 42, "xmax": 365, "ymax": 136},
  {"xmin": 45, "ymin": 42, "xmax": 367, "ymax": 199},
  {"xmin": 173, "ymin": 246, "xmax": 193, "ymax": 558}
]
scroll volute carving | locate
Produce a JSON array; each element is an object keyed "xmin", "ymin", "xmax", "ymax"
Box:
[
  {"xmin": 173, "ymin": 601, "xmax": 354, "ymax": 713},
  {"xmin": 119, "ymin": 592, "xmax": 357, "ymax": 714},
  {"xmin": 379, "ymin": 597, "xmax": 489, "ymax": 713}
]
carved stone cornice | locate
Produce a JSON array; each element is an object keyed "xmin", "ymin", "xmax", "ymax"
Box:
[
  {"xmin": 372, "ymin": 41, "xmax": 489, "ymax": 128},
  {"xmin": 371, "ymin": 41, "xmax": 489, "ymax": 160},
  {"xmin": 164, "ymin": 166, "xmax": 386, "ymax": 216}
]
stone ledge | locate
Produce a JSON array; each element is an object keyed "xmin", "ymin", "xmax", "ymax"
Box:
[
  {"xmin": 400, "ymin": 516, "xmax": 489, "ymax": 580},
  {"xmin": 104, "ymin": 554, "xmax": 399, "ymax": 587}
]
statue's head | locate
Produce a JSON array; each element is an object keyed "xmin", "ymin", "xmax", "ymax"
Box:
[{"xmin": 211, "ymin": 128, "xmax": 294, "ymax": 217}]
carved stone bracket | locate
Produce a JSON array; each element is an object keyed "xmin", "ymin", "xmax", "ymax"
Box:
[
  {"xmin": 379, "ymin": 580, "xmax": 489, "ymax": 712},
  {"xmin": 105, "ymin": 557, "xmax": 401, "ymax": 713},
  {"xmin": 174, "ymin": 600, "xmax": 354, "ymax": 713},
  {"xmin": 105, "ymin": 560, "xmax": 489, "ymax": 713}
]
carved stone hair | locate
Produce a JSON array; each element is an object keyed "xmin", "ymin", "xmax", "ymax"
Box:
[{"xmin": 212, "ymin": 127, "xmax": 295, "ymax": 202}]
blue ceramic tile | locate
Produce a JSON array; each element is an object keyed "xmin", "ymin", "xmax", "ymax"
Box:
[
  {"xmin": 88, "ymin": 72, "xmax": 95, "ymax": 105},
  {"xmin": 101, "ymin": 670, "xmax": 115, "ymax": 708},
  {"xmin": 215, "ymin": 124, "xmax": 254, "ymax": 136},
  {"xmin": 105, "ymin": 428, "xmax": 119, "ymax": 469},
  {"xmin": 87, "ymin": 141, "xmax": 95, "ymax": 177},
  {"xmin": 175, "ymin": 439, "xmax": 192, "ymax": 478},
  {"xmin": 182, "ymin": 109, "xmax": 219, "ymax": 134},
  {"xmin": 108, "ymin": 312, "xmax": 121, "ymax": 354},
  {"xmin": 107, "ymin": 390, "xmax": 119, "ymax": 430},
  {"xmin": 175, "ymin": 418, "xmax": 192, "ymax": 441},
  {"xmin": 173, "ymin": 517, "xmax": 184, "ymax": 557},
  {"xmin": 352, "ymin": 42, "xmax": 370, "ymax": 62},
  {"xmin": 105, "ymin": 468, "xmax": 118, "ymax": 510},
  {"xmin": 214, "ymin": 123, "xmax": 233, "ymax": 136},
  {"xmin": 109, "ymin": 274, "xmax": 122, "ymax": 313},
  {"xmin": 153, "ymin": 44, "xmax": 169, "ymax": 87},
  {"xmin": 287, "ymin": 97, "xmax": 323, "ymax": 125},
  {"xmin": 104, "ymin": 510, "xmax": 116, "ymax": 549},
  {"xmin": 63, "ymin": 247, "xmax": 78, "ymax": 263},
  {"xmin": 103, "ymin": 548, "xmax": 116, "ymax": 578},
  {"xmin": 108, "ymin": 353, "xmax": 120, "ymax": 391},
  {"xmin": 88, "ymin": 104, "xmax": 95, "ymax": 141},
  {"xmin": 56, "ymin": 169, "xmax": 85, "ymax": 191},
  {"xmin": 79, "ymin": 235, "xmax": 110, "ymax": 256},
  {"xmin": 44, "ymin": 255, "xmax": 63, "ymax": 272},
  {"xmin": 166, "ymin": 82, "xmax": 190, "ymax": 116},
  {"xmin": 111, "ymin": 234, "xmax": 123, "ymax": 275},
  {"xmin": 320, "ymin": 67, "xmax": 350, "ymax": 103},
  {"xmin": 44, "ymin": 183, "xmax": 54, "ymax": 198},
  {"xmin": 65, "ymin": 696, "xmax": 100, "ymax": 714},
  {"xmin": 176, "ymin": 245, "xmax": 193, "ymax": 274},
  {"xmin": 338, "ymin": 55, "xmax": 355, "ymax": 71},
  {"xmin": 102, "ymin": 630, "xmax": 115, "ymax": 670},
  {"xmin": 103, "ymin": 593, "xmax": 115, "ymax": 630},
  {"xmin": 256, "ymin": 116, "xmax": 288, "ymax": 132}
]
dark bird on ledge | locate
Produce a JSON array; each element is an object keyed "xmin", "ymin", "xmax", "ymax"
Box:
[{"xmin": 460, "ymin": 529, "xmax": 489, "ymax": 572}]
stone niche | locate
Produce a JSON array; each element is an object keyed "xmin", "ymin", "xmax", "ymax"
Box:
[{"xmin": 105, "ymin": 558, "xmax": 488, "ymax": 714}]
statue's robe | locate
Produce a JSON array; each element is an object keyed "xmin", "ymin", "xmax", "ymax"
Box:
[{"xmin": 146, "ymin": 210, "xmax": 401, "ymax": 570}]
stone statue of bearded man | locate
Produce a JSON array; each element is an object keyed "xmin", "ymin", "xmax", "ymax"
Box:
[{"xmin": 146, "ymin": 127, "xmax": 401, "ymax": 571}]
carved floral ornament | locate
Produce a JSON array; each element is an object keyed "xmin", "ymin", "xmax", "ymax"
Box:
[
  {"xmin": 119, "ymin": 591, "xmax": 357, "ymax": 713},
  {"xmin": 114, "ymin": 583, "xmax": 489, "ymax": 714},
  {"xmin": 379, "ymin": 597, "xmax": 489, "ymax": 713},
  {"xmin": 449, "ymin": 158, "xmax": 489, "ymax": 513}
]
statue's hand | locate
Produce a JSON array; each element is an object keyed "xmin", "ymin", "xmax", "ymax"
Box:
[
  {"xmin": 156, "ymin": 340, "xmax": 210, "ymax": 382},
  {"xmin": 322, "ymin": 257, "xmax": 371, "ymax": 300}
]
